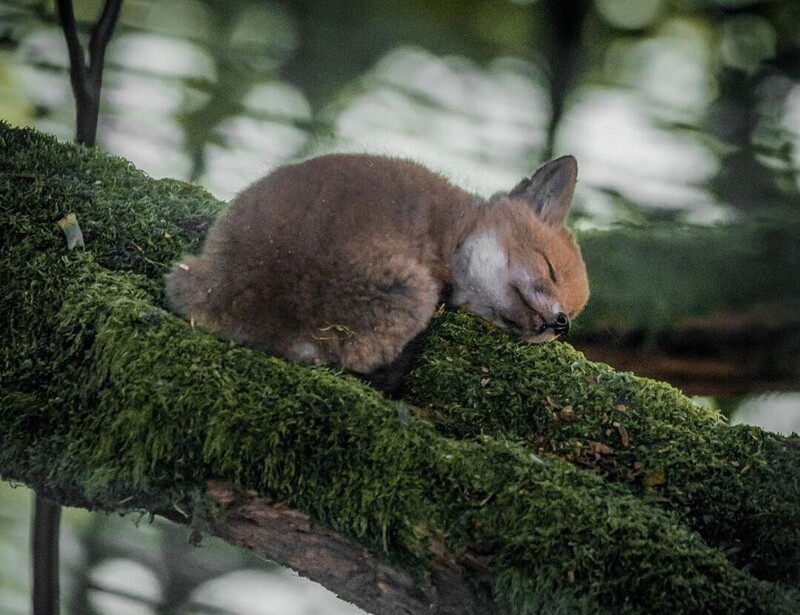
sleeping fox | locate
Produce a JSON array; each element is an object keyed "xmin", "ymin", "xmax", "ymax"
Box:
[{"xmin": 166, "ymin": 154, "xmax": 589, "ymax": 390}]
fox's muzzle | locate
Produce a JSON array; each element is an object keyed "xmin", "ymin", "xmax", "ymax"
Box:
[{"xmin": 548, "ymin": 312, "xmax": 570, "ymax": 335}]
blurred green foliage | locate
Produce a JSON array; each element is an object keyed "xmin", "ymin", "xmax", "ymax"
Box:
[{"xmin": 0, "ymin": 0, "xmax": 798, "ymax": 215}]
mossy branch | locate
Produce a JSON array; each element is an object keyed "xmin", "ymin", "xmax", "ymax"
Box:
[
  {"xmin": 1, "ymin": 123, "xmax": 799, "ymax": 613},
  {"xmin": 573, "ymin": 218, "xmax": 800, "ymax": 395}
]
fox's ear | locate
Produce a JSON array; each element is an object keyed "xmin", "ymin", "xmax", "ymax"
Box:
[{"xmin": 508, "ymin": 155, "xmax": 577, "ymax": 227}]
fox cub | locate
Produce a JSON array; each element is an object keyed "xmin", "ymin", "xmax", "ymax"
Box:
[{"xmin": 166, "ymin": 154, "xmax": 589, "ymax": 389}]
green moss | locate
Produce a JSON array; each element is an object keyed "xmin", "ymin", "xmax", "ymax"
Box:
[
  {"xmin": 2, "ymin": 122, "xmax": 799, "ymax": 613},
  {"xmin": 433, "ymin": 437, "xmax": 798, "ymax": 615},
  {"xmin": 0, "ymin": 120, "xmax": 218, "ymax": 292},
  {"xmin": 405, "ymin": 311, "xmax": 800, "ymax": 584}
]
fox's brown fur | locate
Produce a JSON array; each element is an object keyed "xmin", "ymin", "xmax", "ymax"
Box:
[{"xmin": 166, "ymin": 154, "xmax": 589, "ymax": 389}]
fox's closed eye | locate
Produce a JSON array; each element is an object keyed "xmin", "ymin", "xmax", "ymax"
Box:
[{"xmin": 539, "ymin": 251, "xmax": 557, "ymax": 283}]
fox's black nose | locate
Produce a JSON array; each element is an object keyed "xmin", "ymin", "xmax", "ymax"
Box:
[{"xmin": 551, "ymin": 312, "xmax": 570, "ymax": 335}]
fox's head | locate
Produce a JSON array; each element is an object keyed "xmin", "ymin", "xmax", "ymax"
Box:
[{"xmin": 452, "ymin": 155, "xmax": 589, "ymax": 343}]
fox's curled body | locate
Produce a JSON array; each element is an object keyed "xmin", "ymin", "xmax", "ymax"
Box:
[{"xmin": 166, "ymin": 154, "xmax": 589, "ymax": 390}]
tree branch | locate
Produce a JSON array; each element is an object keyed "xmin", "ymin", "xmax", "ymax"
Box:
[
  {"xmin": 55, "ymin": 0, "xmax": 88, "ymax": 100},
  {"xmin": 574, "ymin": 314, "xmax": 800, "ymax": 396},
  {"xmin": 55, "ymin": 0, "xmax": 122, "ymax": 146},
  {"xmin": 195, "ymin": 481, "xmax": 493, "ymax": 615},
  {"xmin": 87, "ymin": 0, "xmax": 122, "ymax": 92},
  {"xmin": 2, "ymin": 123, "xmax": 799, "ymax": 613},
  {"xmin": 32, "ymin": 496, "xmax": 61, "ymax": 615}
]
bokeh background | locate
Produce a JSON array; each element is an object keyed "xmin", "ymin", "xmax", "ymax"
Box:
[{"xmin": 1, "ymin": 0, "xmax": 799, "ymax": 613}]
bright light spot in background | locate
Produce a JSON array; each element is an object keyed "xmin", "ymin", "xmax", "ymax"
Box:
[
  {"xmin": 15, "ymin": 26, "xmax": 70, "ymax": 68},
  {"xmin": 560, "ymin": 88, "xmax": 723, "ymax": 224},
  {"xmin": 13, "ymin": 64, "xmax": 71, "ymax": 111},
  {"xmin": 633, "ymin": 19, "xmax": 715, "ymax": 123},
  {"xmin": 101, "ymin": 37, "xmax": 204, "ymax": 179},
  {"xmin": 637, "ymin": 42, "xmax": 712, "ymax": 121},
  {"xmin": 201, "ymin": 114, "xmax": 309, "ymax": 198},
  {"xmin": 596, "ymin": 0, "xmax": 663, "ymax": 30},
  {"xmin": 89, "ymin": 558, "xmax": 162, "ymax": 615},
  {"xmin": 106, "ymin": 74, "xmax": 187, "ymax": 116},
  {"xmin": 781, "ymin": 83, "xmax": 800, "ymax": 191},
  {"xmin": 732, "ymin": 393, "xmax": 800, "ymax": 436},
  {"xmin": 200, "ymin": 81, "xmax": 311, "ymax": 197},
  {"xmin": 100, "ymin": 114, "xmax": 193, "ymax": 180},
  {"xmin": 560, "ymin": 19, "xmax": 727, "ymax": 225},
  {"xmin": 332, "ymin": 46, "xmax": 549, "ymax": 196},
  {"xmin": 12, "ymin": 26, "xmax": 76, "ymax": 140},
  {"xmin": 100, "ymin": 67, "xmax": 201, "ymax": 180},
  {"xmin": 245, "ymin": 82, "xmax": 312, "ymax": 121},
  {"xmin": 109, "ymin": 34, "xmax": 216, "ymax": 81},
  {"xmin": 14, "ymin": 26, "xmax": 72, "ymax": 110},
  {"xmin": 193, "ymin": 569, "xmax": 366, "ymax": 615}
]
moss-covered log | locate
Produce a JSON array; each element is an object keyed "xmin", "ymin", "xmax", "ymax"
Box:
[
  {"xmin": 1, "ymin": 122, "xmax": 799, "ymax": 613},
  {"xmin": 405, "ymin": 314, "xmax": 800, "ymax": 585},
  {"xmin": 572, "ymin": 216, "xmax": 800, "ymax": 395}
]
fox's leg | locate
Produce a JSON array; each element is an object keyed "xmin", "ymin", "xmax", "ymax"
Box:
[
  {"xmin": 361, "ymin": 329, "xmax": 428, "ymax": 395},
  {"xmin": 316, "ymin": 253, "xmax": 440, "ymax": 377}
]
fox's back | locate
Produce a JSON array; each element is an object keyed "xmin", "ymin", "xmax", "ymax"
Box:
[{"xmin": 210, "ymin": 154, "xmax": 471, "ymax": 269}]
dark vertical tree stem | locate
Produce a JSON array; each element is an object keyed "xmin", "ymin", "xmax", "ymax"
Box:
[
  {"xmin": 540, "ymin": 0, "xmax": 590, "ymax": 161},
  {"xmin": 31, "ymin": 3, "xmax": 124, "ymax": 614},
  {"xmin": 32, "ymin": 496, "xmax": 62, "ymax": 615},
  {"xmin": 55, "ymin": 0, "xmax": 123, "ymax": 147}
]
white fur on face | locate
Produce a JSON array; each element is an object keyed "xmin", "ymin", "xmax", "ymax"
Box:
[
  {"xmin": 451, "ymin": 231, "xmax": 508, "ymax": 315},
  {"xmin": 452, "ymin": 231, "xmax": 569, "ymax": 341}
]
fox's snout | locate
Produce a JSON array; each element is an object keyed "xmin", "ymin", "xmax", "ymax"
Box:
[{"xmin": 549, "ymin": 312, "xmax": 570, "ymax": 335}]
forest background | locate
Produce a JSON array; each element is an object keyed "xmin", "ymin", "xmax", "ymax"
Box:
[{"xmin": 1, "ymin": 0, "xmax": 799, "ymax": 613}]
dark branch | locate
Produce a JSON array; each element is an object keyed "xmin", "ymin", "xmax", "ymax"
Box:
[
  {"xmin": 32, "ymin": 497, "xmax": 61, "ymax": 615},
  {"xmin": 55, "ymin": 0, "xmax": 88, "ymax": 101},
  {"xmin": 87, "ymin": 0, "xmax": 123, "ymax": 91},
  {"xmin": 540, "ymin": 0, "xmax": 590, "ymax": 161},
  {"xmin": 189, "ymin": 481, "xmax": 494, "ymax": 615},
  {"xmin": 54, "ymin": 0, "xmax": 123, "ymax": 146}
]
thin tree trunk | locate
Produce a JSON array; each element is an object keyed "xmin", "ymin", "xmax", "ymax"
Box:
[{"xmin": 32, "ymin": 3, "xmax": 123, "ymax": 614}]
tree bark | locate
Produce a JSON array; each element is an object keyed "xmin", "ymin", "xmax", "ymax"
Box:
[
  {"xmin": 55, "ymin": 0, "xmax": 122, "ymax": 146},
  {"xmin": 31, "ymin": 496, "xmax": 61, "ymax": 615},
  {"xmin": 195, "ymin": 481, "xmax": 493, "ymax": 615}
]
